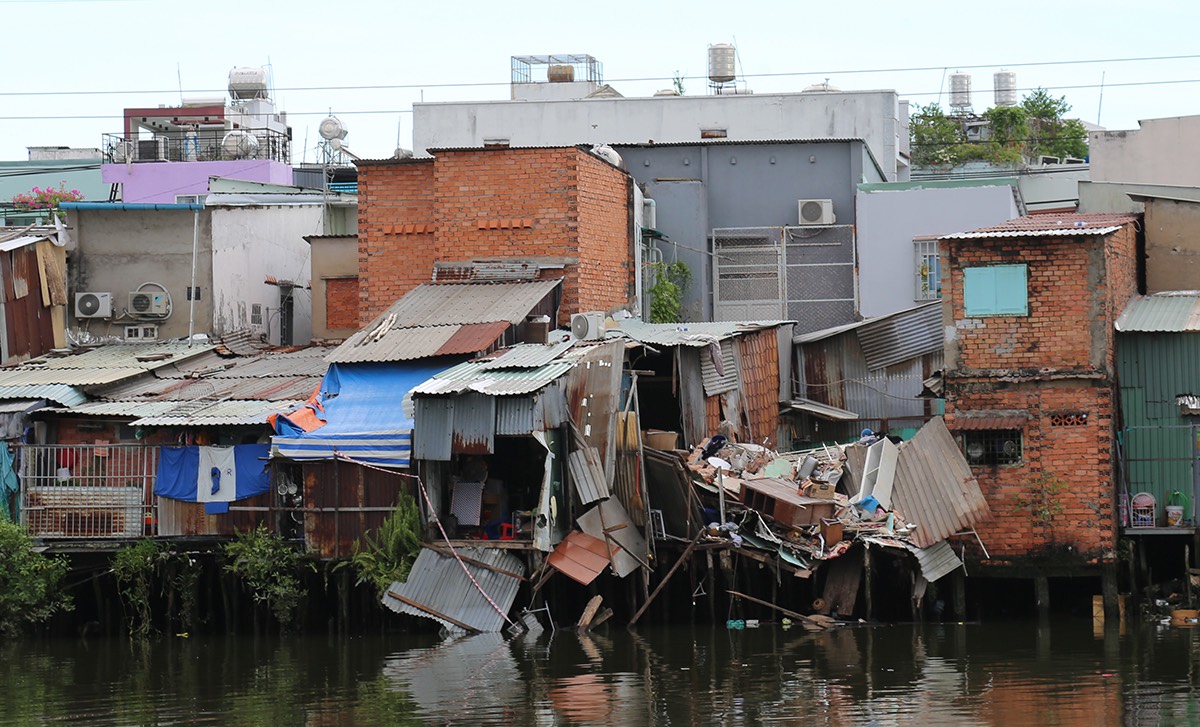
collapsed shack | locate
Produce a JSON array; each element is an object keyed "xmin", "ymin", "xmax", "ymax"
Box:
[{"xmin": 635, "ymin": 415, "xmax": 991, "ymax": 626}]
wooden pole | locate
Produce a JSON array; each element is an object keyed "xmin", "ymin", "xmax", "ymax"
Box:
[
  {"xmin": 629, "ymin": 529, "xmax": 705, "ymax": 626},
  {"xmin": 386, "ymin": 591, "xmax": 480, "ymax": 633}
]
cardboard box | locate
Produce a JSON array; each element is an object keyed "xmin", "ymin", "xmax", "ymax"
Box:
[{"xmin": 807, "ymin": 482, "xmax": 836, "ymax": 499}]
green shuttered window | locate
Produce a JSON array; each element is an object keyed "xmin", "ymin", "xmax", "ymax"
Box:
[{"xmin": 963, "ymin": 264, "xmax": 1028, "ymax": 316}]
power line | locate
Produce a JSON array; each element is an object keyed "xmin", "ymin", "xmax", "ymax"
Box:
[
  {"xmin": 1, "ymin": 53, "xmax": 1198, "ymax": 98},
  {"xmin": 2, "ymin": 77, "xmax": 1198, "ymax": 123}
]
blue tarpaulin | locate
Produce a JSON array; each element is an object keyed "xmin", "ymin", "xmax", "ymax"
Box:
[{"xmin": 270, "ymin": 362, "xmax": 449, "ymax": 468}]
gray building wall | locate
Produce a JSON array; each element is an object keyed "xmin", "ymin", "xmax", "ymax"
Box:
[
  {"xmin": 414, "ymin": 89, "xmax": 909, "ymax": 181},
  {"xmin": 68, "ymin": 208, "xmax": 215, "ymax": 341},
  {"xmin": 855, "ymin": 182, "xmax": 1020, "ymax": 318},
  {"xmin": 617, "ymin": 140, "xmax": 867, "ymax": 321},
  {"xmin": 1091, "ymin": 115, "xmax": 1200, "ymax": 186}
]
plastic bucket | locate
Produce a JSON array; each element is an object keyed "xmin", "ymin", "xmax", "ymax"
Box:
[{"xmin": 1166, "ymin": 505, "xmax": 1184, "ymax": 527}]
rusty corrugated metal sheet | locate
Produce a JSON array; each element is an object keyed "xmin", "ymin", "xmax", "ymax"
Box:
[
  {"xmin": 737, "ymin": 329, "xmax": 780, "ymax": 447},
  {"xmin": 611, "ymin": 319, "xmax": 790, "ymax": 347},
  {"xmin": 303, "ymin": 459, "xmax": 407, "ymax": 559},
  {"xmin": 451, "ymin": 392, "xmax": 495, "ymax": 455},
  {"xmin": 705, "ymin": 393, "xmax": 722, "ymax": 435},
  {"xmin": 943, "ymin": 212, "xmax": 1136, "ymax": 240},
  {"xmin": 566, "ymin": 447, "xmax": 610, "ymax": 505},
  {"xmin": 156, "ymin": 498, "xmax": 218, "ymax": 537},
  {"xmin": 856, "ymin": 302, "xmax": 943, "ymax": 371},
  {"xmin": 130, "ymin": 399, "xmax": 300, "ymax": 426},
  {"xmin": 28, "ymin": 342, "xmax": 216, "ymax": 369},
  {"xmin": 383, "ymin": 546, "xmax": 526, "ymax": 633},
  {"xmin": 328, "ymin": 325, "xmax": 461, "ymax": 364},
  {"xmin": 891, "ymin": 417, "xmax": 991, "ymax": 548},
  {"xmin": 496, "ymin": 396, "xmax": 535, "ymax": 435},
  {"xmin": 565, "ymin": 341, "xmax": 624, "ymax": 485},
  {"xmin": 434, "ymin": 321, "xmax": 511, "ymax": 356},
  {"xmin": 700, "ymin": 340, "xmax": 738, "ymax": 396},
  {"xmin": 1, "ymin": 245, "xmax": 55, "ymax": 364}
]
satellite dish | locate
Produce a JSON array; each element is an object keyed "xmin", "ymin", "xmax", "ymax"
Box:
[{"xmin": 318, "ymin": 116, "xmax": 347, "ymax": 141}]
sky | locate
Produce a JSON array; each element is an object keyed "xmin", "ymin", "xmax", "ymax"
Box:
[{"xmin": 3, "ymin": 0, "xmax": 1199, "ymax": 162}]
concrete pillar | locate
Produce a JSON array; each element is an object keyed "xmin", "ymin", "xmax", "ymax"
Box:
[
  {"xmin": 1102, "ymin": 563, "xmax": 1120, "ymax": 622},
  {"xmin": 1035, "ymin": 575, "xmax": 1051, "ymax": 620}
]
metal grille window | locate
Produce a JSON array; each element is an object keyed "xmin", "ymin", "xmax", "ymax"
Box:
[
  {"xmin": 961, "ymin": 430, "xmax": 1023, "ymax": 466},
  {"xmin": 914, "ymin": 239, "xmax": 941, "ymax": 301},
  {"xmin": 251, "ymin": 303, "xmax": 263, "ymax": 326}
]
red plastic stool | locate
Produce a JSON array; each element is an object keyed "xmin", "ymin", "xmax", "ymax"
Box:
[{"xmin": 498, "ymin": 522, "xmax": 515, "ymax": 540}]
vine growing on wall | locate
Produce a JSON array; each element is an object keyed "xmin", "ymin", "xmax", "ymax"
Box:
[{"xmin": 1014, "ymin": 471, "xmax": 1068, "ymax": 525}]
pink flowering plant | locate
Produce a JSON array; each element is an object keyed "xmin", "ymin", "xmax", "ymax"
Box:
[{"xmin": 11, "ymin": 182, "xmax": 84, "ymax": 216}]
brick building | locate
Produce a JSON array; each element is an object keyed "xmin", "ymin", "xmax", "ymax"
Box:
[
  {"xmin": 939, "ymin": 213, "xmax": 1141, "ymax": 588},
  {"xmin": 353, "ymin": 146, "xmax": 634, "ymax": 327}
]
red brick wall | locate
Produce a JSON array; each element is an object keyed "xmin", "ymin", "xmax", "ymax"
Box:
[
  {"xmin": 1103, "ymin": 225, "xmax": 1139, "ymax": 372},
  {"xmin": 575, "ymin": 151, "xmax": 634, "ymax": 317},
  {"xmin": 356, "ymin": 160, "xmax": 436, "ymax": 323},
  {"xmin": 354, "ymin": 148, "xmax": 633, "ymax": 328},
  {"xmin": 324, "ymin": 277, "xmax": 359, "ymax": 330},
  {"xmin": 943, "ymin": 236, "xmax": 1098, "ymax": 372},
  {"xmin": 945, "ymin": 382, "xmax": 1116, "ymax": 562}
]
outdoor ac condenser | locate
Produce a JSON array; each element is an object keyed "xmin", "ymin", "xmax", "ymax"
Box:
[
  {"xmin": 74, "ymin": 292, "xmax": 113, "ymax": 319},
  {"xmin": 571, "ymin": 312, "xmax": 606, "ymax": 341},
  {"xmin": 798, "ymin": 199, "xmax": 836, "ymax": 225}
]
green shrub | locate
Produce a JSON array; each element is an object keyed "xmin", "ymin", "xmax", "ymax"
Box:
[
  {"xmin": 0, "ymin": 520, "xmax": 72, "ymax": 636},
  {"xmin": 348, "ymin": 493, "xmax": 424, "ymax": 596},
  {"xmin": 224, "ymin": 525, "xmax": 312, "ymax": 628}
]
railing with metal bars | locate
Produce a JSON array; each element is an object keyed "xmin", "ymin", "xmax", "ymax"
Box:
[
  {"xmin": 19, "ymin": 445, "xmax": 158, "ymax": 539},
  {"xmin": 101, "ymin": 127, "xmax": 291, "ymax": 165}
]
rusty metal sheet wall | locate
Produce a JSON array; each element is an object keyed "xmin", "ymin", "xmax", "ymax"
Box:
[
  {"xmin": 451, "ymin": 392, "xmax": 496, "ymax": 456},
  {"xmin": 302, "ymin": 459, "xmax": 407, "ymax": 559},
  {"xmin": 700, "ymin": 340, "xmax": 739, "ymax": 396},
  {"xmin": 737, "ymin": 329, "xmax": 781, "ymax": 447},
  {"xmin": 1, "ymin": 246, "xmax": 54, "ymax": 364},
  {"xmin": 566, "ymin": 341, "xmax": 625, "ymax": 483},
  {"xmin": 496, "ymin": 396, "xmax": 535, "ymax": 436},
  {"xmin": 677, "ymin": 348, "xmax": 707, "ymax": 448}
]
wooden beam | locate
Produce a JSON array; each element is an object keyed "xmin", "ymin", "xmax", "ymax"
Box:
[
  {"xmin": 629, "ymin": 528, "xmax": 705, "ymax": 627},
  {"xmin": 727, "ymin": 589, "xmax": 830, "ymax": 628},
  {"xmin": 386, "ymin": 591, "xmax": 480, "ymax": 633}
]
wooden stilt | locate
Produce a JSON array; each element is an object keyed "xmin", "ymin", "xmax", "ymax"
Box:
[
  {"xmin": 629, "ymin": 529, "xmax": 704, "ymax": 627},
  {"xmin": 1035, "ymin": 575, "xmax": 1051, "ymax": 621}
]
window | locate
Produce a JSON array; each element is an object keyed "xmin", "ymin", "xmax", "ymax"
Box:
[
  {"xmin": 250, "ymin": 303, "xmax": 263, "ymax": 326},
  {"xmin": 174, "ymin": 194, "xmax": 207, "ymax": 205},
  {"xmin": 963, "ymin": 264, "xmax": 1028, "ymax": 316},
  {"xmin": 914, "ymin": 239, "xmax": 941, "ymax": 300},
  {"xmin": 962, "ymin": 429, "xmax": 1023, "ymax": 466}
]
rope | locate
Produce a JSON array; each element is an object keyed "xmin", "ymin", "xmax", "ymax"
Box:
[{"xmin": 332, "ymin": 453, "xmax": 515, "ymax": 627}]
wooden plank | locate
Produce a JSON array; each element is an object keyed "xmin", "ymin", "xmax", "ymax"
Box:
[
  {"xmin": 727, "ymin": 589, "xmax": 830, "ymax": 628},
  {"xmin": 386, "ymin": 591, "xmax": 480, "ymax": 633},
  {"xmin": 820, "ymin": 547, "xmax": 864, "ymax": 616},
  {"xmin": 577, "ymin": 595, "xmax": 603, "ymax": 630}
]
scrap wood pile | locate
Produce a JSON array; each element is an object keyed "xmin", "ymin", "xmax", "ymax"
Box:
[{"xmin": 671, "ymin": 417, "xmax": 993, "ymax": 599}]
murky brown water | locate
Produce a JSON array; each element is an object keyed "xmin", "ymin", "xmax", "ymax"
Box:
[{"xmin": 1, "ymin": 621, "xmax": 1197, "ymax": 725}]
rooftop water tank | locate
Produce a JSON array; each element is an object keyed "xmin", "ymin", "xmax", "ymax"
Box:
[
  {"xmin": 994, "ymin": 70, "xmax": 1018, "ymax": 107},
  {"xmin": 949, "ymin": 72, "xmax": 972, "ymax": 110},
  {"xmin": 228, "ymin": 67, "xmax": 269, "ymax": 100},
  {"xmin": 708, "ymin": 43, "xmax": 736, "ymax": 84}
]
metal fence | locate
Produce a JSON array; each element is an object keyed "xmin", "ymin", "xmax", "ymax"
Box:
[
  {"xmin": 102, "ymin": 127, "xmax": 291, "ymax": 165},
  {"xmin": 19, "ymin": 445, "xmax": 158, "ymax": 538}
]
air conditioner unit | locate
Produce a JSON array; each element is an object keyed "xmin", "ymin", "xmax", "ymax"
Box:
[
  {"xmin": 74, "ymin": 292, "xmax": 113, "ymax": 319},
  {"xmin": 570, "ymin": 312, "xmax": 606, "ymax": 341},
  {"xmin": 128, "ymin": 291, "xmax": 169, "ymax": 316},
  {"xmin": 137, "ymin": 137, "xmax": 170, "ymax": 162},
  {"xmin": 798, "ymin": 199, "xmax": 836, "ymax": 226},
  {"xmin": 124, "ymin": 324, "xmax": 159, "ymax": 341}
]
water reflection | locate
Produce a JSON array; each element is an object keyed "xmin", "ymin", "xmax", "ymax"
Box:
[{"xmin": 1, "ymin": 622, "xmax": 1198, "ymax": 725}]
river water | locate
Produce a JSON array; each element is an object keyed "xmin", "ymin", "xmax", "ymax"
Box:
[{"xmin": 1, "ymin": 621, "xmax": 1197, "ymax": 726}]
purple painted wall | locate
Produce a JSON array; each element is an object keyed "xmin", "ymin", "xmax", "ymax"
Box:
[{"xmin": 102, "ymin": 160, "xmax": 294, "ymax": 203}]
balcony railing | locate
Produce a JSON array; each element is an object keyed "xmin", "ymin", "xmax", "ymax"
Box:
[
  {"xmin": 20, "ymin": 444, "xmax": 158, "ymax": 539},
  {"xmin": 102, "ymin": 127, "xmax": 291, "ymax": 165}
]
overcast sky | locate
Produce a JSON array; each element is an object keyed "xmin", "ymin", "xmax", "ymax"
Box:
[{"xmin": 3, "ymin": 0, "xmax": 1198, "ymax": 162}]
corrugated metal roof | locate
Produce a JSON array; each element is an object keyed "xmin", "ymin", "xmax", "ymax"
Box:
[
  {"xmin": 612, "ymin": 319, "xmax": 789, "ymax": 347},
  {"xmin": 856, "ymin": 302, "xmax": 944, "ymax": 370},
  {"xmin": 943, "ymin": 213, "xmax": 1137, "ymax": 240},
  {"xmin": 328, "ymin": 326, "xmax": 461, "ymax": 364},
  {"xmin": 567, "ymin": 448, "xmax": 611, "ymax": 506},
  {"xmin": 0, "ymin": 399, "xmax": 43, "ymax": 414},
  {"xmin": 57, "ymin": 400, "xmax": 177, "ymax": 418},
  {"xmin": 368, "ymin": 280, "xmax": 560, "ymax": 328},
  {"xmin": 383, "ymin": 546, "xmax": 525, "ymax": 633},
  {"xmin": 435, "ymin": 322, "xmax": 512, "ymax": 356},
  {"xmin": 96, "ymin": 374, "xmax": 320, "ymax": 403},
  {"xmin": 0, "ymin": 234, "xmax": 53, "ymax": 252},
  {"xmin": 131, "ymin": 399, "xmax": 299, "ymax": 426},
  {"xmin": 1116, "ymin": 293, "xmax": 1200, "ymax": 332},
  {"xmin": 412, "ymin": 359, "xmax": 576, "ymax": 396},
  {"xmin": 891, "ymin": 417, "xmax": 991, "ymax": 548},
  {"xmin": 0, "ymin": 368, "xmax": 149, "ymax": 387},
  {"xmin": 23, "ymin": 342, "xmax": 216, "ymax": 370},
  {"xmin": 788, "ymin": 398, "xmax": 859, "ymax": 421},
  {"xmin": 0, "ymin": 384, "xmax": 86, "ymax": 407},
  {"xmin": 905, "ymin": 540, "xmax": 963, "ymax": 583},
  {"xmin": 613, "ymin": 137, "xmax": 866, "ymax": 149},
  {"xmin": 480, "ymin": 341, "xmax": 573, "ymax": 370}
]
